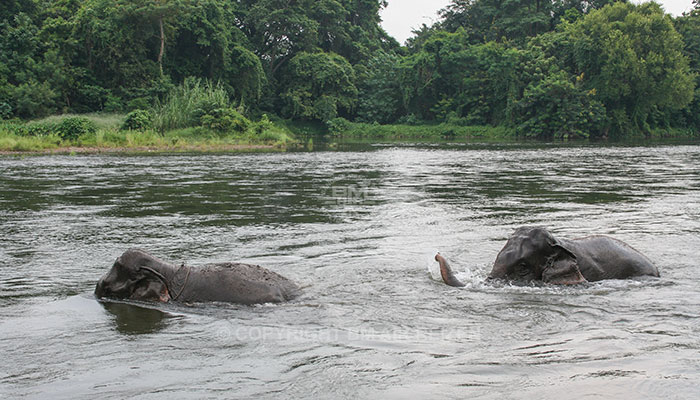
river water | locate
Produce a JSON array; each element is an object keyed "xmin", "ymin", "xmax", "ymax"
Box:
[{"xmin": 1, "ymin": 143, "xmax": 699, "ymax": 399}]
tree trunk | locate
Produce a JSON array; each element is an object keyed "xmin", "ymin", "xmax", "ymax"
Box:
[{"xmin": 158, "ymin": 16, "xmax": 165, "ymax": 75}]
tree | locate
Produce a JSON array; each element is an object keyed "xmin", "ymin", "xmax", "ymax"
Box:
[
  {"xmin": 673, "ymin": 6, "xmax": 700, "ymax": 128},
  {"xmin": 438, "ymin": 0, "xmax": 555, "ymax": 44},
  {"xmin": 564, "ymin": 2, "xmax": 695, "ymax": 136},
  {"xmin": 398, "ymin": 29, "xmax": 518, "ymax": 123},
  {"xmin": 514, "ymin": 70, "xmax": 606, "ymax": 139},
  {"xmin": 355, "ymin": 52, "xmax": 404, "ymax": 123},
  {"xmin": 239, "ymin": 0, "xmax": 318, "ymax": 77},
  {"xmin": 72, "ymin": 0, "xmax": 165, "ymax": 90},
  {"xmin": 279, "ymin": 51, "xmax": 357, "ymax": 122}
]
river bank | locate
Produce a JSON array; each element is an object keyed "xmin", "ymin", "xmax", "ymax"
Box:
[
  {"xmin": 2, "ymin": 113, "xmax": 698, "ymax": 154},
  {"xmin": 0, "ymin": 113, "xmax": 295, "ymax": 154}
]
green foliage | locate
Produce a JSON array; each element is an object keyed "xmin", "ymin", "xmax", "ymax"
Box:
[
  {"xmin": 57, "ymin": 116, "xmax": 97, "ymax": 140},
  {"xmin": 9, "ymin": 80, "xmax": 60, "ymax": 118},
  {"xmin": 228, "ymin": 46, "xmax": 266, "ymax": 105},
  {"xmin": 564, "ymin": 2, "xmax": 695, "ymax": 136},
  {"xmin": 0, "ymin": 120, "xmax": 58, "ymax": 137},
  {"xmin": 2, "ymin": 0, "xmax": 699, "ymax": 140},
  {"xmin": 514, "ymin": 71, "xmax": 606, "ymax": 139},
  {"xmin": 152, "ymin": 78, "xmax": 231, "ymax": 132},
  {"xmin": 103, "ymin": 94, "xmax": 124, "ymax": 113},
  {"xmin": 200, "ymin": 108, "xmax": 251, "ymax": 133},
  {"xmin": 2, "ymin": 115, "xmax": 98, "ymax": 141},
  {"xmin": 396, "ymin": 114, "xmax": 423, "ymax": 126},
  {"xmin": 355, "ymin": 52, "xmax": 404, "ymax": 123},
  {"xmin": 122, "ymin": 109, "xmax": 152, "ymax": 131},
  {"xmin": 326, "ymin": 117, "xmax": 352, "ymax": 135},
  {"xmin": 674, "ymin": 9, "xmax": 700, "ymax": 128},
  {"xmin": 0, "ymin": 102, "xmax": 11, "ymax": 120},
  {"xmin": 399, "ymin": 30, "xmax": 519, "ymax": 124},
  {"xmin": 127, "ymin": 98, "xmax": 152, "ymax": 111},
  {"xmin": 254, "ymin": 114, "xmax": 274, "ymax": 135},
  {"xmin": 279, "ymin": 52, "xmax": 358, "ymax": 122},
  {"xmin": 322, "ymin": 119, "xmax": 514, "ymax": 139}
]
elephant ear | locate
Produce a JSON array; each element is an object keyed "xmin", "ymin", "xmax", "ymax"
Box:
[
  {"xmin": 130, "ymin": 268, "xmax": 171, "ymax": 302},
  {"xmin": 547, "ymin": 236, "xmax": 577, "ymax": 260},
  {"xmin": 542, "ymin": 258, "xmax": 587, "ymax": 285}
]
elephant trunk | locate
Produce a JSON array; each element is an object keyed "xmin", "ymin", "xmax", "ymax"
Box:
[
  {"xmin": 435, "ymin": 253, "xmax": 465, "ymax": 287},
  {"xmin": 95, "ymin": 279, "xmax": 106, "ymax": 299}
]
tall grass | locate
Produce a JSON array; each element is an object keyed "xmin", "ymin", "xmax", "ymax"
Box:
[
  {"xmin": 0, "ymin": 131, "xmax": 61, "ymax": 151},
  {"xmin": 31, "ymin": 113, "xmax": 124, "ymax": 130},
  {"xmin": 326, "ymin": 120, "xmax": 516, "ymax": 140},
  {"xmin": 152, "ymin": 78, "xmax": 231, "ymax": 132}
]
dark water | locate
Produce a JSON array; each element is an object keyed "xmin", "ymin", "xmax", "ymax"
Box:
[{"xmin": 1, "ymin": 143, "xmax": 699, "ymax": 399}]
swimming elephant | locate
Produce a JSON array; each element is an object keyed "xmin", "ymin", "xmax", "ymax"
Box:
[
  {"xmin": 95, "ymin": 249, "xmax": 301, "ymax": 304},
  {"xmin": 435, "ymin": 227, "xmax": 659, "ymax": 287}
]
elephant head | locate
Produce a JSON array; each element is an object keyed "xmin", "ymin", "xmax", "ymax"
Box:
[
  {"xmin": 487, "ymin": 227, "xmax": 587, "ymax": 285},
  {"xmin": 95, "ymin": 249, "xmax": 172, "ymax": 302}
]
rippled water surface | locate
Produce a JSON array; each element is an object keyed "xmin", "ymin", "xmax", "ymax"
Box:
[{"xmin": 1, "ymin": 143, "xmax": 699, "ymax": 399}]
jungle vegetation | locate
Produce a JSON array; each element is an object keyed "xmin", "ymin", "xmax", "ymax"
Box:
[{"xmin": 2, "ymin": 0, "xmax": 700, "ymax": 141}]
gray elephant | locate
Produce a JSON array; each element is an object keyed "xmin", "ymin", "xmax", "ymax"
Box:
[
  {"xmin": 95, "ymin": 249, "xmax": 300, "ymax": 304},
  {"xmin": 435, "ymin": 227, "xmax": 659, "ymax": 287}
]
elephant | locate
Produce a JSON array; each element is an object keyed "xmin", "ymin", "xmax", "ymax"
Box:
[
  {"xmin": 435, "ymin": 226, "xmax": 659, "ymax": 287},
  {"xmin": 95, "ymin": 249, "xmax": 301, "ymax": 304}
]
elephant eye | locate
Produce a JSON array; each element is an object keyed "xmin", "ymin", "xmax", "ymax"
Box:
[{"xmin": 517, "ymin": 264, "xmax": 530, "ymax": 276}]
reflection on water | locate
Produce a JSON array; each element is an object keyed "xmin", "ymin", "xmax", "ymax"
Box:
[
  {"xmin": 1, "ymin": 142, "xmax": 699, "ymax": 399},
  {"xmin": 99, "ymin": 301, "xmax": 171, "ymax": 335}
]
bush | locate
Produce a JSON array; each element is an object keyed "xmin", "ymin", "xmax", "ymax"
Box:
[
  {"xmin": 396, "ymin": 114, "xmax": 421, "ymax": 125},
  {"xmin": 57, "ymin": 117, "xmax": 97, "ymax": 140},
  {"xmin": 122, "ymin": 109, "xmax": 152, "ymax": 131},
  {"xmin": 152, "ymin": 78, "xmax": 231, "ymax": 132},
  {"xmin": 3, "ymin": 121, "xmax": 60, "ymax": 137},
  {"xmin": 254, "ymin": 114, "xmax": 274, "ymax": 135},
  {"xmin": 25, "ymin": 121, "xmax": 60, "ymax": 136},
  {"xmin": 0, "ymin": 102, "xmax": 11, "ymax": 120},
  {"xmin": 103, "ymin": 94, "xmax": 124, "ymax": 113},
  {"xmin": 127, "ymin": 97, "xmax": 151, "ymax": 111},
  {"xmin": 11, "ymin": 80, "xmax": 59, "ymax": 118},
  {"xmin": 199, "ymin": 108, "xmax": 250, "ymax": 133},
  {"xmin": 326, "ymin": 117, "xmax": 351, "ymax": 135}
]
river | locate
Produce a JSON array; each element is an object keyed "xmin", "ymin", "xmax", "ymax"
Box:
[{"xmin": 1, "ymin": 142, "xmax": 699, "ymax": 399}]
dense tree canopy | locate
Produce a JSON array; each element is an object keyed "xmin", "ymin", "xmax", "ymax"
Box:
[{"xmin": 1, "ymin": 0, "xmax": 698, "ymax": 138}]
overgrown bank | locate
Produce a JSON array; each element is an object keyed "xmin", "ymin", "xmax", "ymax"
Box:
[
  {"xmin": 4, "ymin": 1, "xmax": 700, "ymax": 142},
  {"xmin": 0, "ymin": 113, "xmax": 296, "ymax": 153},
  {"xmin": 3, "ymin": 113, "xmax": 697, "ymax": 154}
]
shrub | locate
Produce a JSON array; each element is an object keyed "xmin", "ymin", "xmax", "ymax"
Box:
[
  {"xmin": 127, "ymin": 97, "xmax": 151, "ymax": 111},
  {"xmin": 326, "ymin": 117, "xmax": 351, "ymax": 135},
  {"xmin": 57, "ymin": 117, "xmax": 97, "ymax": 140},
  {"xmin": 199, "ymin": 108, "xmax": 250, "ymax": 133},
  {"xmin": 152, "ymin": 78, "xmax": 231, "ymax": 132},
  {"xmin": 122, "ymin": 109, "xmax": 152, "ymax": 131},
  {"xmin": 25, "ymin": 121, "xmax": 60, "ymax": 136},
  {"xmin": 4, "ymin": 121, "xmax": 60, "ymax": 137},
  {"xmin": 103, "ymin": 94, "xmax": 124, "ymax": 113},
  {"xmin": 11, "ymin": 80, "xmax": 59, "ymax": 118},
  {"xmin": 254, "ymin": 114, "xmax": 274, "ymax": 135},
  {"xmin": 0, "ymin": 102, "xmax": 11, "ymax": 119},
  {"xmin": 396, "ymin": 114, "xmax": 421, "ymax": 125}
]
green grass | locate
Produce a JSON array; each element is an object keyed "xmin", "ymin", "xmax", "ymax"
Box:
[
  {"xmin": 4, "ymin": 112, "xmax": 696, "ymax": 154},
  {"xmin": 0, "ymin": 132, "xmax": 62, "ymax": 152},
  {"xmin": 1, "ymin": 112, "xmax": 297, "ymax": 153},
  {"xmin": 332, "ymin": 121, "xmax": 515, "ymax": 140},
  {"xmin": 30, "ymin": 113, "xmax": 125, "ymax": 130},
  {"xmin": 648, "ymin": 127, "xmax": 700, "ymax": 139},
  {"xmin": 267, "ymin": 117, "xmax": 517, "ymax": 141},
  {"xmin": 152, "ymin": 78, "xmax": 230, "ymax": 132}
]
